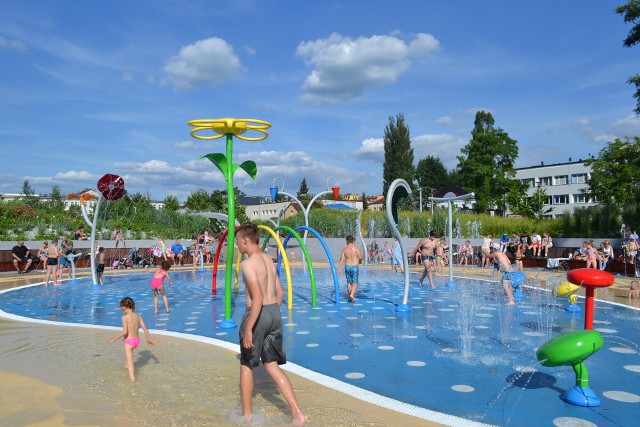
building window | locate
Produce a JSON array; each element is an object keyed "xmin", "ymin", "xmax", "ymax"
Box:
[
  {"xmin": 554, "ymin": 194, "xmax": 569, "ymax": 204},
  {"xmin": 521, "ymin": 178, "xmax": 535, "ymax": 188},
  {"xmin": 573, "ymin": 194, "xmax": 587, "ymax": 204},
  {"xmin": 539, "ymin": 176, "xmax": 552, "ymax": 186},
  {"xmin": 554, "ymin": 175, "xmax": 568, "ymax": 185},
  {"xmin": 571, "ymin": 173, "xmax": 588, "ymax": 184}
]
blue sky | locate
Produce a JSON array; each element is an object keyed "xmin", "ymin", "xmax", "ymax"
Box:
[{"xmin": 1, "ymin": 0, "xmax": 638, "ymax": 202}]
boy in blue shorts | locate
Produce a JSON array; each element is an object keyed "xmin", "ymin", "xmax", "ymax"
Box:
[{"xmin": 338, "ymin": 235, "xmax": 363, "ymax": 302}]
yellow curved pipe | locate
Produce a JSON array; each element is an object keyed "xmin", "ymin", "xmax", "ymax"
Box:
[
  {"xmin": 188, "ymin": 118, "xmax": 271, "ymax": 141},
  {"xmin": 258, "ymin": 225, "xmax": 293, "ymax": 309},
  {"xmin": 234, "ymin": 248, "xmax": 242, "ymax": 292}
]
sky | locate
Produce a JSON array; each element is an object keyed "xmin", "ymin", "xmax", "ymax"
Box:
[{"xmin": 1, "ymin": 0, "xmax": 639, "ymax": 202}]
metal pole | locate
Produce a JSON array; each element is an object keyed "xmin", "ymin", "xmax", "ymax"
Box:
[{"xmin": 419, "ymin": 187, "xmax": 423, "ymax": 213}]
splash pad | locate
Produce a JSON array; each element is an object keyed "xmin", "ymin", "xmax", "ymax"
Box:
[{"xmin": 1, "ymin": 268, "xmax": 638, "ymax": 426}]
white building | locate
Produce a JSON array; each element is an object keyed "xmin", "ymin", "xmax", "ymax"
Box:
[{"xmin": 514, "ymin": 159, "xmax": 595, "ymax": 218}]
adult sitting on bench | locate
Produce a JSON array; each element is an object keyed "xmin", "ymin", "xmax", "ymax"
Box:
[{"xmin": 12, "ymin": 240, "xmax": 33, "ymax": 274}]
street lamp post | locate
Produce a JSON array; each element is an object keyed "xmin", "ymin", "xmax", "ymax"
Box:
[
  {"xmin": 538, "ymin": 181, "xmax": 542, "ymax": 221},
  {"xmin": 414, "ymin": 179, "xmax": 423, "ymax": 213}
]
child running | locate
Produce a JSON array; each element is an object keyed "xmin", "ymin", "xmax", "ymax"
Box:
[
  {"xmin": 107, "ymin": 297, "xmax": 154, "ymax": 382},
  {"xmin": 151, "ymin": 260, "xmax": 173, "ymax": 313}
]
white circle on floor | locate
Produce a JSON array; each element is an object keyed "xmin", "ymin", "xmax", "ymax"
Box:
[
  {"xmin": 350, "ymin": 333, "xmax": 364, "ymax": 337},
  {"xmin": 402, "ymin": 335, "xmax": 418, "ymax": 339},
  {"xmin": 372, "ymin": 325, "xmax": 386, "ymax": 329},
  {"xmin": 553, "ymin": 417, "xmax": 597, "ymax": 427},
  {"xmin": 326, "ymin": 324, "xmax": 340, "ymax": 328},
  {"xmin": 407, "ymin": 361, "xmax": 426, "ymax": 367},
  {"xmin": 595, "ymin": 328, "xmax": 617, "ymax": 334},
  {"xmin": 451, "ymin": 385, "xmax": 474, "ymax": 392},
  {"xmin": 378, "ymin": 345, "xmax": 394, "ymax": 350},
  {"xmin": 442, "ymin": 348, "xmax": 458, "ymax": 353},
  {"xmin": 327, "ymin": 310, "xmax": 337, "ymax": 313},
  {"xmin": 296, "ymin": 331, "xmax": 310, "ymax": 335},
  {"xmin": 345, "ymin": 316, "xmax": 357, "ymax": 320},
  {"xmin": 286, "ymin": 323, "xmax": 297, "ymax": 327},
  {"xmin": 522, "ymin": 311, "xmax": 540, "ymax": 315},
  {"xmin": 475, "ymin": 325, "xmax": 489, "ymax": 329},
  {"xmin": 331, "ymin": 355, "xmax": 349, "ymax": 360},
  {"xmin": 384, "ymin": 316, "xmax": 396, "ymax": 320},
  {"xmin": 415, "ymin": 326, "xmax": 428, "ymax": 330},
  {"xmin": 593, "ymin": 319, "xmax": 611, "ymax": 325},
  {"xmin": 215, "ymin": 332, "xmax": 226, "ymax": 336},
  {"xmin": 306, "ymin": 343, "xmax": 319, "ymax": 348},
  {"xmin": 345, "ymin": 372, "xmax": 365, "ymax": 379},
  {"xmin": 603, "ymin": 390, "xmax": 640, "ymax": 402},
  {"xmin": 609, "ymin": 347, "xmax": 637, "ymax": 354},
  {"xmin": 439, "ymin": 308, "xmax": 455, "ymax": 312},
  {"xmin": 310, "ymin": 316, "xmax": 321, "ymax": 320},
  {"xmin": 624, "ymin": 365, "xmax": 640, "ymax": 372},
  {"xmin": 523, "ymin": 331, "xmax": 545, "ymax": 337}
]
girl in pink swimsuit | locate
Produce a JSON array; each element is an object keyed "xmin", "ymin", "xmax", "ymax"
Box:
[
  {"xmin": 107, "ymin": 297, "xmax": 154, "ymax": 382},
  {"xmin": 151, "ymin": 261, "xmax": 173, "ymax": 313}
]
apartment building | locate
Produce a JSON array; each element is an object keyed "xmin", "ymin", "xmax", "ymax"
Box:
[{"xmin": 514, "ymin": 159, "xmax": 595, "ymax": 218}]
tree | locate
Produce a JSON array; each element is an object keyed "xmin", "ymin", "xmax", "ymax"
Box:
[
  {"xmin": 361, "ymin": 192, "xmax": 369, "ymax": 211},
  {"xmin": 455, "ymin": 111, "xmax": 519, "ymax": 212},
  {"xmin": 21, "ymin": 180, "xmax": 38, "ymax": 208},
  {"xmin": 163, "ymin": 195, "xmax": 180, "ymax": 212},
  {"xmin": 415, "ymin": 155, "xmax": 449, "ymax": 211},
  {"xmin": 506, "ymin": 183, "xmax": 553, "ymax": 219},
  {"xmin": 297, "ymin": 178, "xmax": 309, "ymax": 198},
  {"xmin": 185, "ymin": 189, "xmax": 211, "ymax": 212},
  {"xmin": 616, "ymin": 0, "xmax": 640, "ymax": 114},
  {"xmin": 382, "ymin": 113, "xmax": 415, "ymax": 199},
  {"xmin": 583, "ymin": 136, "xmax": 640, "ymax": 206},
  {"xmin": 50, "ymin": 185, "xmax": 63, "ymax": 209}
]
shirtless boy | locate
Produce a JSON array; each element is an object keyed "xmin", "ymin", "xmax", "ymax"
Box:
[
  {"xmin": 337, "ymin": 235, "xmax": 363, "ymax": 302},
  {"xmin": 236, "ymin": 223, "xmax": 306, "ymax": 426},
  {"xmin": 410, "ymin": 230, "xmax": 438, "ymax": 288},
  {"xmin": 486, "ymin": 243, "xmax": 516, "ymax": 305}
]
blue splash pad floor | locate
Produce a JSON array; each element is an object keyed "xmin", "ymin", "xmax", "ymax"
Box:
[{"xmin": 1, "ymin": 268, "xmax": 639, "ymax": 427}]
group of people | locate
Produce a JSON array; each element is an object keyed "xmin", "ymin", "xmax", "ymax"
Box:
[
  {"xmin": 107, "ymin": 223, "xmax": 307, "ymax": 425},
  {"xmin": 571, "ymin": 240, "xmax": 614, "ymax": 270},
  {"xmin": 12, "ymin": 236, "xmax": 80, "ymax": 286}
]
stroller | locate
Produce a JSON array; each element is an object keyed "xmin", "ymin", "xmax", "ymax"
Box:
[
  {"xmin": 113, "ymin": 247, "xmax": 141, "ymax": 269},
  {"xmin": 138, "ymin": 247, "xmax": 157, "ymax": 268}
]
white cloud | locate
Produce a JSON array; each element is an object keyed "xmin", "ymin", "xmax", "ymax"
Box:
[
  {"xmin": 122, "ymin": 72, "xmax": 133, "ymax": 82},
  {"xmin": 296, "ymin": 32, "xmax": 439, "ymax": 103},
  {"xmin": 577, "ymin": 118, "xmax": 590, "ymax": 126},
  {"xmin": 163, "ymin": 37, "xmax": 243, "ymax": 90},
  {"xmin": 244, "ymin": 45, "xmax": 256, "ymax": 55},
  {"xmin": 0, "ymin": 36, "xmax": 27, "ymax": 53},
  {"xmin": 408, "ymin": 33, "xmax": 440, "ymax": 56},
  {"xmin": 351, "ymin": 138, "xmax": 384, "ymax": 163},
  {"xmin": 412, "ymin": 134, "xmax": 467, "ymax": 170},
  {"xmin": 610, "ymin": 115, "xmax": 640, "ymax": 136},
  {"xmin": 436, "ymin": 115, "xmax": 453, "ymax": 125}
]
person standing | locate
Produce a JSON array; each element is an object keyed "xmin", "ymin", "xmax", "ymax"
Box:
[
  {"xmin": 410, "ymin": 231, "xmax": 438, "ymax": 288},
  {"xmin": 96, "ymin": 246, "xmax": 106, "ymax": 286},
  {"xmin": 486, "ymin": 243, "xmax": 516, "ymax": 305},
  {"xmin": 338, "ymin": 235, "xmax": 363, "ymax": 302},
  {"xmin": 390, "ymin": 236, "xmax": 404, "ymax": 273},
  {"xmin": 235, "ymin": 223, "xmax": 306, "ymax": 426},
  {"xmin": 44, "ymin": 239, "xmax": 60, "ymax": 286},
  {"xmin": 11, "ymin": 240, "xmax": 33, "ymax": 274}
]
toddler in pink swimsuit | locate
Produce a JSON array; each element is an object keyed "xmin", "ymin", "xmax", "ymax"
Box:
[
  {"xmin": 150, "ymin": 261, "xmax": 173, "ymax": 313},
  {"xmin": 107, "ymin": 297, "xmax": 154, "ymax": 382}
]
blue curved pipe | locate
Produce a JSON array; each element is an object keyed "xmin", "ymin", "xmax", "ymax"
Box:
[{"xmin": 277, "ymin": 225, "xmax": 341, "ymax": 304}]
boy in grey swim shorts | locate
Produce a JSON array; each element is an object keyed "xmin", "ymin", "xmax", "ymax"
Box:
[{"xmin": 236, "ymin": 223, "xmax": 306, "ymax": 425}]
